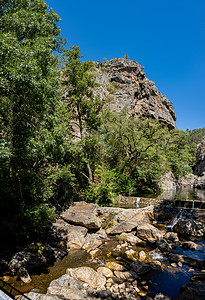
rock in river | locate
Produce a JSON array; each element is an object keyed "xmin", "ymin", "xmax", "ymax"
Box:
[{"xmin": 61, "ymin": 201, "xmax": 102, "ymax": 229}]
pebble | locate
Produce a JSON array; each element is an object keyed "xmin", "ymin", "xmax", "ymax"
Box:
[{"xmin": 171, "ymin": 263, "xmax": 178, "ymax": 267}]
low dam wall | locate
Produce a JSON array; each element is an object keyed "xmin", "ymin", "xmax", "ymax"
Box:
[{"xmin": 117, "ymin": 195, "xmax": 205, "ymax": 210}]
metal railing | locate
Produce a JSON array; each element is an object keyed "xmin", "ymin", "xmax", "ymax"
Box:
[{"xmin": 0, "ymin": 279, "xmax": 31, "ymax": 300}]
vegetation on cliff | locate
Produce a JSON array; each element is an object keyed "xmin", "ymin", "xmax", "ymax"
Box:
[{"xmin": 0, "ymin": 0, "xmax": 201, "ymax": 246}]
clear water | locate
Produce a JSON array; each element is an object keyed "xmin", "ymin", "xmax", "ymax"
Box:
[{"xmin": 158, "ymin": 186, "xmax": 205, "ymax": 201}]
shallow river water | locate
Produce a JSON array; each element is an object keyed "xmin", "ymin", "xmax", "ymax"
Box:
[{"xmin": 1, "ymin": 187, "xmax": 205, "ymax": 299}]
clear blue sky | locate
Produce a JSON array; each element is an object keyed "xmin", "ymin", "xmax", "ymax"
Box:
[{"xmin": 47, "ymin": 0, "xmax": 205, "ymax": 131}]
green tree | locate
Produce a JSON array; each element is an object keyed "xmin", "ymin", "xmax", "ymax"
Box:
[
  {"xmin": 0, "ymin": 0, "xmax": 64, "ymax": 244},
  {"xmin": 62, "ymin": 46, "xmax": 103, "ymax": 186},
  {"xmin": 100, "ymin": 110, "xmax": 168, "ymax": 194}
]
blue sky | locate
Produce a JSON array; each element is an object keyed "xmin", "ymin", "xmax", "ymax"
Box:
[{"xmin": 47, "ymin": 0, "xmax": 205, "ymax": 130}]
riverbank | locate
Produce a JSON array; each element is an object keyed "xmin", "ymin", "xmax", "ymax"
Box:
[{"xmin": 1, "ymin": 200, "xmax": 205, "ymax": 299}]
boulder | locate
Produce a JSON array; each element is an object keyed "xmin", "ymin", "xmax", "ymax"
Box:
[
  {"xmin": 17, "ymin": 267, "xmax": 32, "ymax": 283},
  {"xmin": 130, "ymin": 260, "xmax": 151, "ymax": 275},
  {"xmin": 181, "ymin": 241, "xmax": 198, "ymax": 250},
  {"xmin": 48, "ymin": 274, "xmax": 84, "ymax": 289},
  {"xmin": 105, "ymin": 262, "xmax": 124, "ymax": 271},
  {"xmin": 61, "ymin": 201, "xmax": 102, "ymax": 229},
  {"xmin": 136, "ymin": 223, "xmax": 163, "ymax": 243},
  {"xmin": 19, "ymin": 292, "xmax": 59, "ymax": 300},
  {"xmin": 173, "ymin": 218, "xmax": 205, "ymax": 238},
  {"xmin": 119, "ymin": 232, "xmax": 145, "ymax": 245},
  {"xmin": 175, "ymin": 281, "xmax": 205, "ymax": 300},
  {"xmin": 169, "ymin": 253, "xmax": 205, "ymax": 268},
  {"xmin": 67, "ymin": 266, "xmax": 106, "ymax": 289},
  {"xmin": 156, "ymin": 239, "xmax": 175, "ymax": 252},
  {"xmin": 8, "ymin": 251, "xmax": 46, "ymax": 276},
  {"xmin": 82, "ymin": 233, "xmax": 103, "ymax": 252},
  {"xmin": 190, "ymin": 270, "xmax": 205, "ymax": 282},
  {"xmin": 47, "ymin": 286, "xmax": 85, "ymax": 300},
  {"xmin": 49, "ymin": 219, "xmax": 88, "ymax": 249},
  {"xmin": 114, "ymin": 270, "xmax": 138, "ymax": 281},
  {"xmin": 164, "ymin": 232, "xmax": 179, "ymax": 243},
  {"xmin": 106, "ymin": 207, "xmax": 152, "ymax": 234},
  {"xmin": 97, "ymin": 267, "xmax": 114, "ymax": 278}
]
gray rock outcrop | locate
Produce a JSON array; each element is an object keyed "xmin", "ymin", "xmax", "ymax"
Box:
[
  {"xmin": 94, "ymin": 58, "xmax": 177, "ymax": 129},
  {"xmin": 61, "ymin": 201, "xmax": 102, "ymax": 229}
]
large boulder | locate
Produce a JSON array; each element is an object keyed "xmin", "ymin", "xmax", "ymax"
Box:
[
  {"xmin": 169, "ymin": 253, "xmax": 205, "ymax": 269},
  {"xmin": 19, "ymin": 292, "xmax": 59, "ymax": 300},
  {"xmin": 8, "ymin": 251, "xmax": 46, "ymax": 282},
  {"xmin": 136, "ymin": 223, "xmax": 164, "ymax": 243},
  {"xmin": 175, "ymin": 281, "xmax": 205, "ymax": 300},
  {"xmin": 67, "ymin": 267, "xmax": 106, "ymax": 289},
  {"xmin": 106, "ymin": 207, "xmax": 152, "ymax": 234},
  {"xmin": 61, "ymin": 201, "xmax": 102, "ymax": 229},
  {"xmin": 49, "ymin": 219, "xmax": 88, "ymax": 249},
  {"xmin": 82, "ymin": 233, "xmax": 103, "ymax": 252},
  {"xmin": 47, "ymin": 274, "xmax": 85, "ymax": 300},
  {"xmin": 130, "ymin": 260, "xmax": 151, "ymax": 275},
  {"xmin": 173, "ymin": 218, "xmax": 205, "ymax": 238}
]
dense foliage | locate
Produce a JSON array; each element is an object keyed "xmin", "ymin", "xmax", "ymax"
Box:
[{"xmin": 0, "ymin": 0, "xmax": 199, "ymax": 247}]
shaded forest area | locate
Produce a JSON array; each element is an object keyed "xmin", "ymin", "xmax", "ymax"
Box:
[{"xmin": 0, "ymin": 0, "xmax": 204, "ymax": 247}]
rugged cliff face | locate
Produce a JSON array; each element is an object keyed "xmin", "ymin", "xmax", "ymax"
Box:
[
  {"xmin": 194, "ymin": 136, "xmax": 205, "ymax": 189},
  {"xmin": 93, "ymin": 58, "xmax": 177, "ymax": 129},
  {"xmin": 195, "ymin": 136, "xmax": 205, "ymax": 175}
]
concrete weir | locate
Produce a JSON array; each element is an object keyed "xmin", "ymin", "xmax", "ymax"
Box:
[{"xmin": 117, "ymin": 195, "xmax": 205, "ymax": 210}]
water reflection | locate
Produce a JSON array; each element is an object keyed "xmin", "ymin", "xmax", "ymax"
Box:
[{"xmin": 159, "ymin": 186, "xmax": 205, "ymax": 201}]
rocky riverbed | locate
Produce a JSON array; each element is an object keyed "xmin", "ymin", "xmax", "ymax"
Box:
[{"xmin": 1, "ymin": 201, "xmax": 205, "ymax": 299}]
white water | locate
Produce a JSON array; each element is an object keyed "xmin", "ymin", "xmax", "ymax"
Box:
[{"xmin": 166, "ymin": 209, "xmax": 184, "ymax": 231}]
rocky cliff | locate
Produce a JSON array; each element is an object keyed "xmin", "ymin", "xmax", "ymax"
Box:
[
  {"xmin": 93, "ymin": 58, "xmax": 177, "ymax": 129},
  {"xmin": 195, "ymin": 136, "xmax": 205, "ymax": 175},
  {"xmin": 194, "ymin": 136, "xmax": 205, "ymax": 188}
]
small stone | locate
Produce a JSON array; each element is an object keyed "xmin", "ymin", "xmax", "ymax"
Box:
[
  {"xmin": 97, "ymin": 267, "xmax": 113, "ymax": 278},
  {"xmin": 105, "ymin": 262, "xmax": 124, "ymax": 271},
  {"xmin": 144, "ymin": 285, "xmax": 149, "ymax": 290},
  {"xmin": 188, "ymin": 268, "xmax": 195, "ymax": 272},
  {"xmin": 141, "ymin": 280, "xmax": 147, "ymax": 285},
  {"xmin": 138, "ymin": 291, "xmax": 147, "ymax": 296},
  {"xmin": 171, "ymin": 263, "xmax": 177, "ymax": 267},
  {"xmin": 134, "ymin": 286, "xmax": 140, "ymax": 293},
  {"xmin": 125, "ymin": 249, "xmax": 135, "ymax": 257},
  {"xmin": 178, "ymin": 261, "xmax": 182, "ymax": 267},
  {"xmin": 139, "ymin": 250, "xmax": 147, "ymax": 262},
  {"xmin": 106, "ymin": 282, "xmax": 112, "ymax": 287},
  {"xmin": 107, "ymin": 278, "xmax": 114, "ymax": 283}
]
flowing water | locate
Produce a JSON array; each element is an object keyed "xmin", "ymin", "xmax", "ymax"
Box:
[{"xmin": 1, "ymin": 187, "xmax": 204, "ymax": 299}]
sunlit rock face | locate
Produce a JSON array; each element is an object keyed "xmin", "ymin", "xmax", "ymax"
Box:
[
  {"xmin": 93, "ymin": 58, "xmax": 177, "ymax": 129},
  {"xmin": 195, "ymin": 136, "xmax": 205, "ymax": 175},
  {"xmin": 194, "ymin": 136, "xmax": 205, "ymax": 189}
]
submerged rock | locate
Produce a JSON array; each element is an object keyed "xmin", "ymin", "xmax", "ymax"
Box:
[{"xmin": 130, "ymin": 260, "xmax": 151, "ymax": 275}]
